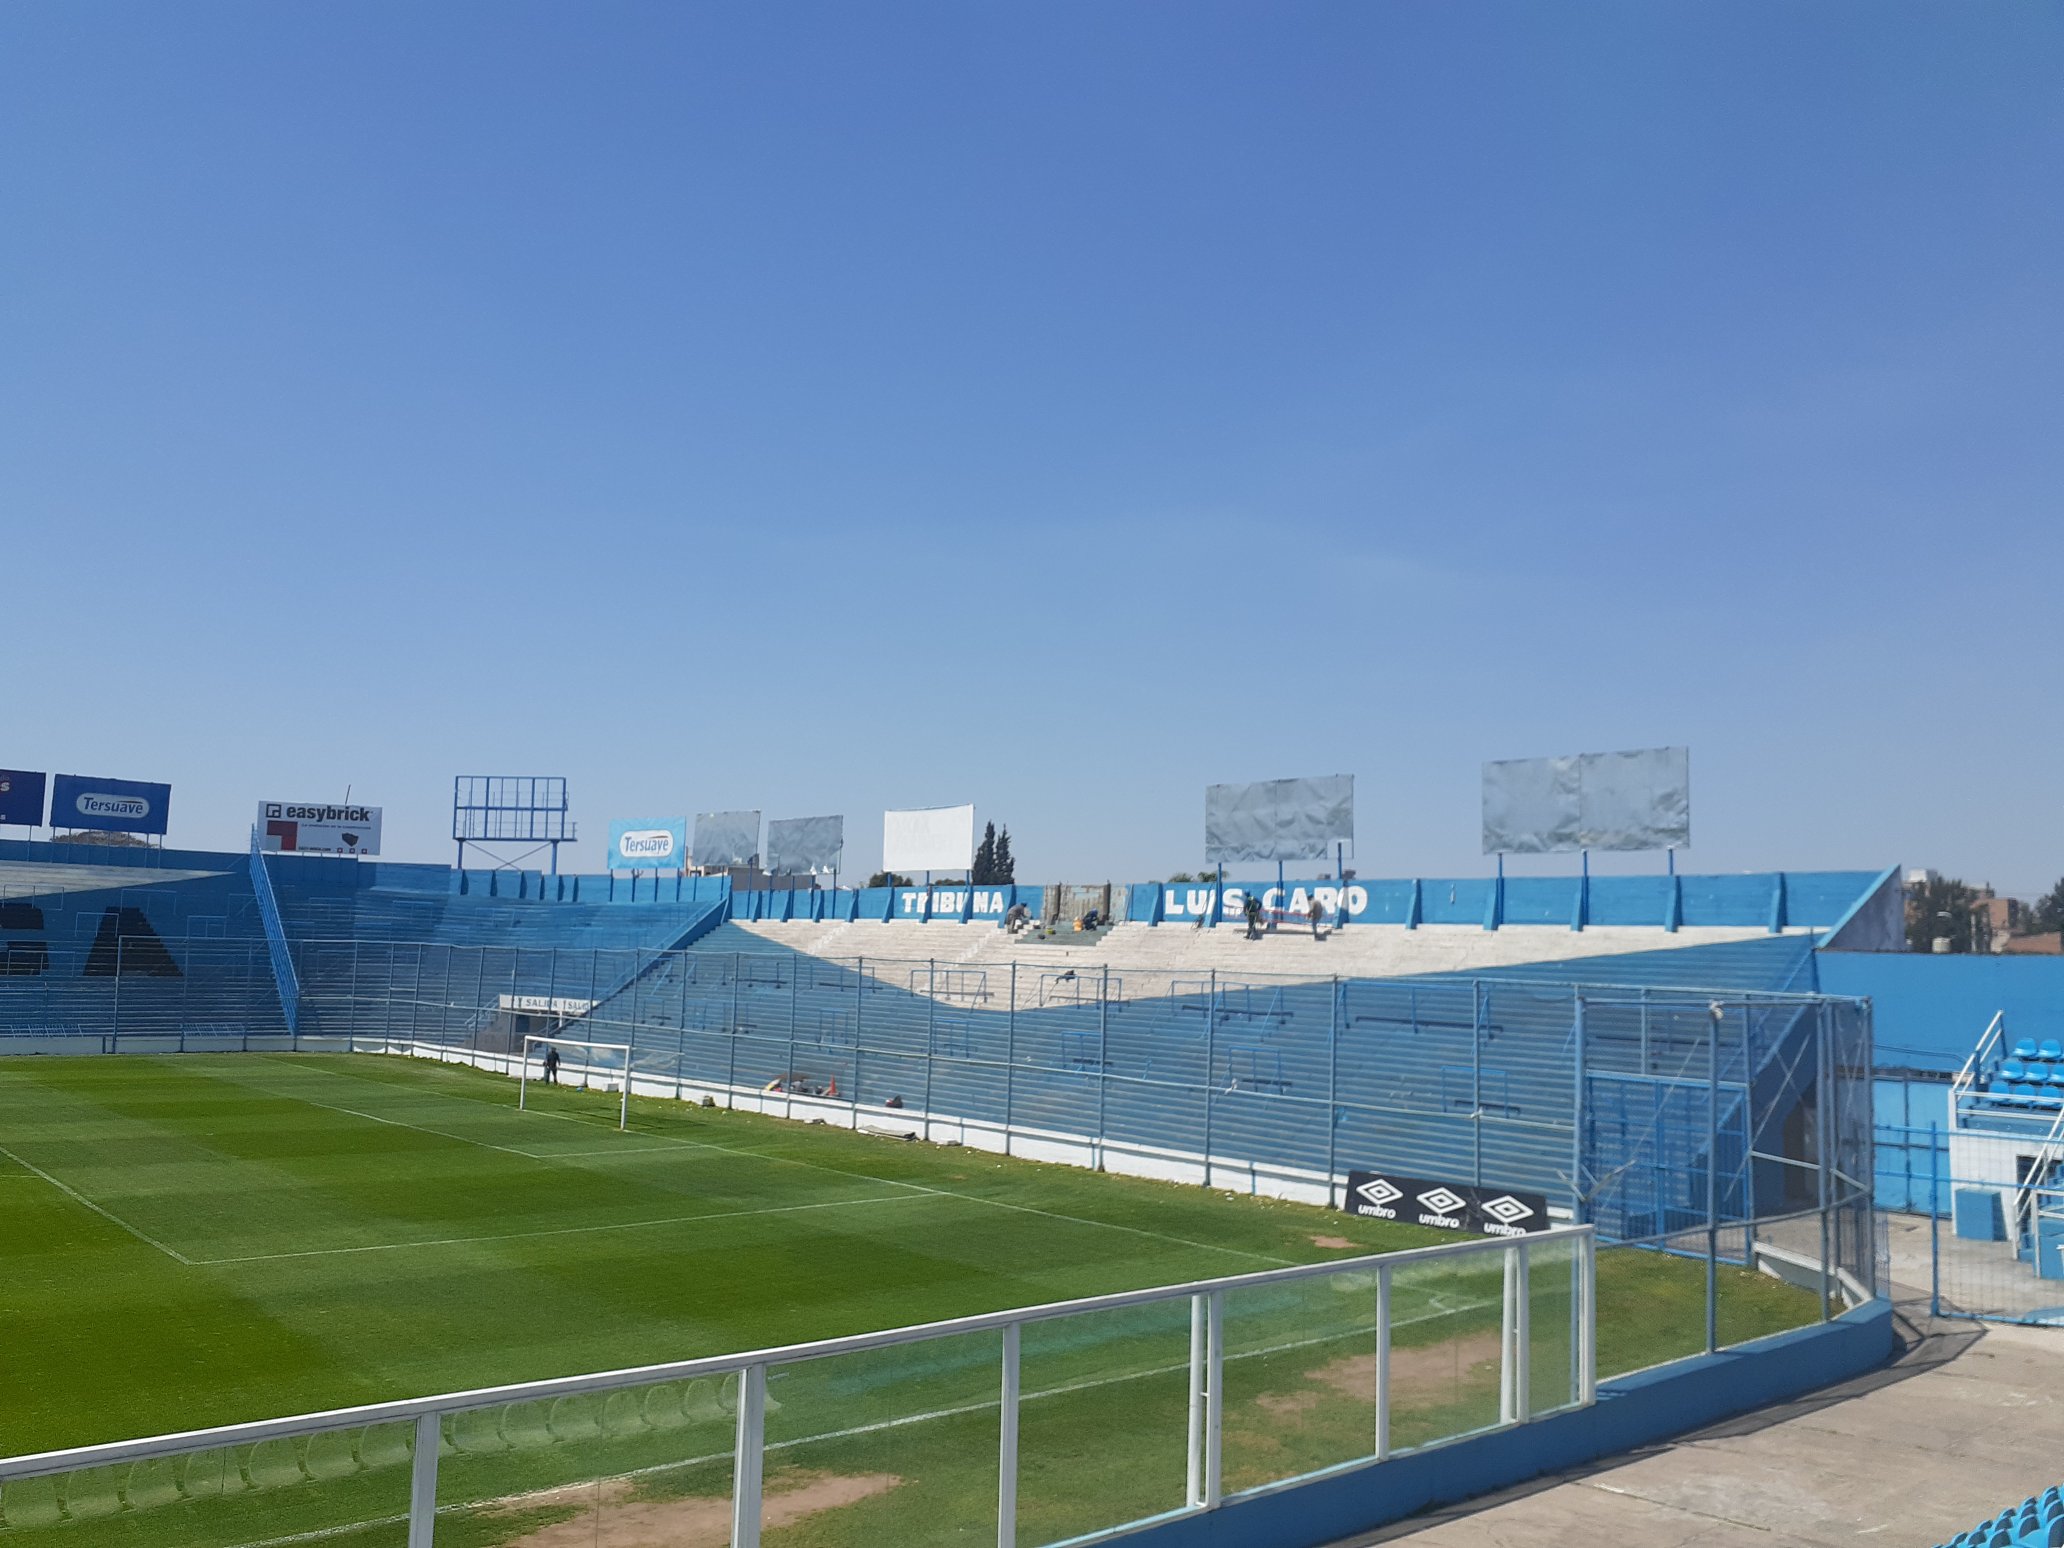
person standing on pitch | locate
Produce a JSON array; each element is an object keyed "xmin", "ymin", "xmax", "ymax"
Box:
[
  {"xmin": 543, "ymin": 1043, "xmax": 561, "ymax": 1085},
  {"xmin": 1307, "ymin": 896, "xmax": 1326, "ymax": 939}
]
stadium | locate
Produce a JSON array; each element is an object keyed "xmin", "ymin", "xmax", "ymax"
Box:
[
  {"xmin": 4, "ymin": 758, "xmax": 2053, "ymax": 1548},
  {"xmin": 5, "ymin": 8, "xmax": 2058, "ymax": 1545}
]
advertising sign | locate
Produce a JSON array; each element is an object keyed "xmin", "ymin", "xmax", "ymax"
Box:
[
  {"xmin": 1341, "ymin": 1170, "xmax": 1551, "ymax": 1238},
  {"xmin": 609, "ymin": 818, "xmax": 687, "ymax": 871},
  {"xmin": 0, "ymin": 770, "xmax": 47, "ymax": 828},
  {"xmin": 882, "ymin": 804, "xmax": 976, "ymax": 873},
  {"xmin": 50, "ymin": 773, "xmax": 172, "ymax": 836},
  {"xmin": 1204, "ymin": 775, "xmax": 1355, "ymax": 864},
  {"xmin": 258, "ymin": 802, "xmax": 383, "ymax": 855}
]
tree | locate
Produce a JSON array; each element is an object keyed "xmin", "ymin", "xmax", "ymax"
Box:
[
  {"xmin": 865, "ymin": 872, "xmax": 912, "ymax": 889},
  {"xmin": 1167, "ymin": 872, "xmax": 1197, "ymax": 883},
  {"xmin": 2033, "ymin": 877, "xmax": 2064, "ymax": 935},
  {"xmin": 993, "ymin": 826, "xmax": 1015, "ymax": 883},
  {"xmin": 972, "ymin": 822, "xmax": 998, "ymax": 885},
  {"xmin": 1905, "ymin": 874, "xmax": 1985, "ymax": 953}
]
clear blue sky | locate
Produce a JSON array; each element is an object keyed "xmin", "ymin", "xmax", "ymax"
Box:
[{"xmin": 4, "ymin": 4, "xmax": 2059, "ymax": 889}]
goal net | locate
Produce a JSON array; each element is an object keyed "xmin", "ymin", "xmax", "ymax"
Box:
[{"xmin": 519, "ymin": 1035, "xmax": 633, "ymax": 1131}]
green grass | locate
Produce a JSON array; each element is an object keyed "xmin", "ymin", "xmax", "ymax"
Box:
[{"xmin": 0, "ymin": 1053, "xmax": 1823, "ymax": 1547}]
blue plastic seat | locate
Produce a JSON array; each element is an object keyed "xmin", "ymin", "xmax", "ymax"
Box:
[
  {"xmin": 2004, "ymin": 1059, "xmax": 2028, "ymax": 1082},
  {"xmin": 2042, "ymin": 1039, "xmax": 2063, "ymax": 1062},
  {"xmin": 2015, "ymin": 1038, "xmax": 2040, "ymax": 1059},
  {"xmin": 2031, "ymin": 1063, "xmax": 2054, "ymax": 1084}
]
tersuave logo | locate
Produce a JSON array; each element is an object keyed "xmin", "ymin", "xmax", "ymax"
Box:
[
  {"xmin": 618, "ymin": 829, "xmax": 677, "ymax": 859},
  {"xmin": 77, "ymin": 793, "xmax": 150, "ymax": 820}
]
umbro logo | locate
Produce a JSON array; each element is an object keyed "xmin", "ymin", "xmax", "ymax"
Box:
[
  {"xmin": 1480, "ymin": 1195, "xmax": 1535, "ymax": 1226},
  {"xmin": 1354, "ymin": 1177, "xmax": 1402, "ymax": 1208},
  {"xmin": 1417, "ymin": 1187, "xmax": 1468, "ymax": 1216}
]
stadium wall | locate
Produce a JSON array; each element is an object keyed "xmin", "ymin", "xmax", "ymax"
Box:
[
  {"xmin": 1816, "ymin": 952, "xmax": 2064, "ymax": 1073},
  {"xmin": 1113, "ymin": 1300, "xmax": 1894, "ymax": 1548}
]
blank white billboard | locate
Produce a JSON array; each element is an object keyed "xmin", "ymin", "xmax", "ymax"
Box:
[{"xmin": 883, "ymin": 804, "xmax": 976, "ymax": 873}]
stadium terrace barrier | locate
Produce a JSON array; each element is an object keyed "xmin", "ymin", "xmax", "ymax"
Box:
[{"xmin": 0, "ymin": 1230, "xmax": 1598, "ymax": 1548}]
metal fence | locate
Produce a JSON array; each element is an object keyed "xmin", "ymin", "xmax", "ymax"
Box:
[
  {"xmin": 0, "ymin": 1229, "xmax": 1595, "ymax": 1548},
  {"xmin": 1875, "ymin": 1121, "xmax": 2064, "ymax": 1327}
]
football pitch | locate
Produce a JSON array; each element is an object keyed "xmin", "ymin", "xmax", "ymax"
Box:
[{"xmin": 0, "ymin": 1054, "xmax": 1822, "ymax": 1547}]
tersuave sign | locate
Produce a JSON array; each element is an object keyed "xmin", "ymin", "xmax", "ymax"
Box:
[
  {"xmin": 608, "ymin": 818, "xmax": 687, "ymax": 871},
  {"xmin": 1341, "ymin": 1170, "xmax": 1552, "ymax": 1238},
  {"xmin": 258, "ymin": 802, "xmax": 383, "ymax": 855}
]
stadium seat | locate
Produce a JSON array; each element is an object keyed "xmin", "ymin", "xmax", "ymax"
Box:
[
  {"xmin": 2043, "ymin": 1039, "xmax": 2063, "ymax": 1062},
  {"xmin": 2003, "ymin": 1059, "xmax": 2028, "ymax": 1083},
  {"xmin": 2015, "ymin": 1039, "xmax": 2040, "ymax": 1060}
]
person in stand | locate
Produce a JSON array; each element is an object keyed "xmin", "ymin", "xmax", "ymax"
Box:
[
  {"xmin": 1243, "ymin": 892, "xmax": 1264, "ymax": 940},
  {"xmin": 1307, "ymin": 896, "xmax": 1326, "ymax": 939},
  {"xmin": 542, "ymin": 1043, "xmax": 561, "ymax": 1085},
  {"xmin": 1005, "ymin": 901, "xmax": 1030, "ymax": 935}
]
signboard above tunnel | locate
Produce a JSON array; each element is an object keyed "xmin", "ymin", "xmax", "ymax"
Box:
[{"xmin": 1204, "ymin": 775, "xmax": 1354, "ymax": 865}]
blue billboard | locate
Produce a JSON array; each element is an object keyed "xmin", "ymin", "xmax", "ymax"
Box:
[
  {"xmin": 608, "ymin": 817, "xmax": 687, "ymax": 871},
  {"xmin": 0, "ymin": 770, "xmax": 46, "ymax": 827},
  {"xmin": 50, "ymin": 773, "xmax": 172, "ymax": 836}
]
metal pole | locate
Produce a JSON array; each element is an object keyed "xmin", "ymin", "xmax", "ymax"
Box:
[
  {"xmin": 1929, "ymin": 1119, "xmax": 1943, "ymax": 1319},
  {"xmin": 1473, "ymin": 980, "xmax": 1485, "ymax": 1186},
  {"xmin": 1818, "ymin": 1002, "xmax": 1833, "ymax": 1321},
  {"xmin": 407, "ymin": 1411, "xmax": 440, "ymax": 1548},
  {"xmin": 1004, "ymin": 961, "xmax": 1017, "ymax": 1156},
  {"xmin": 1579, "ymin": 1232, "xmax": 1597, "ymax": 1405},
  {"xmin": 1706, "ymin": 1002, "xmax": 1721, "ymax": 1355},
  {"xmin": 1202, "ymin": 969, "xmax": 1217, "ymax": 1188},
  {"xmin": 1203, "ymin": 1290, "xmax": 1224, "ymax": 1508},
  {"xmin": 1570, "ymin": 995, "xmax": 1586, "ymax": 1222},
  {"xmin": 1513, "ymin": 1242, "xmax": 1531, "ymax": 1420},
  {"xmin": 731, "ymin": 1363, "xmax": 766, "ymax": 1548},
  {"xmin": 1096, "ymin": 965, "xmax": 1110, "ymax": 1170},
  {"xmin": 1326, "ymin": 976, "xmax": 1340, "ymax": 1204},
  {"xmin": 786, "ymin": 955, "xmax": 799, "ymax": 1119},
  {"xmin": 726, "ymin": 953, "xmax": 740, "ymax": 1106},
  {"xmin": 1501, "ymin": 1246, "xmax": 1519, "ymax": 1424},
  {"xmin": 997, "ymin": 1324, "xmax": 1020, "ymax": 1548},
  {"xmin": 1186, "ymin": 1295, "xmax": 1206, "ymax": 1504},
  {"xmin": 854, "ymin": 956, "xmax": 865, "ymax": 1109},
  {"xmin": 923, "ymin": 960, "xmax": 937, "ymax": 1136}
]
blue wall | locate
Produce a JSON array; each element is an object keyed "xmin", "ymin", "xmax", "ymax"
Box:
[{"xmin": 1815, "ymin": 952, "xmax": 2064, "ymax": 1073}]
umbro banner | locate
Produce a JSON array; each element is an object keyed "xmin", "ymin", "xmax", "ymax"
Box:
[{"xmin": 1341, "ymin": 1170, "xmax": 1552, "ymax": 1238}]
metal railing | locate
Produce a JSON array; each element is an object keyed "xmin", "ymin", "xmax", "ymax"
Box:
[
  {"xmin": 1948, "ymin": 1010, "xmax": 2006, "ymax": 1112},
  {"xmin": 0, "ymin": 1228, "xmax": 1595, "ymax": 1547}
]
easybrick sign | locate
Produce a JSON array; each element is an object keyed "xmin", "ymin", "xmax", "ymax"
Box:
[
  {"xmin": 1342, "ymin": 1170, "xmax": 1552, "ymax": 1238},
  {"xmin": 258, "ymin": 802, "xmax": 383, "ymax": 856}
]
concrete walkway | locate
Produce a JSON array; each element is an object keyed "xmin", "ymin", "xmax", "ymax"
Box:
[{"xmin": 1334, "ymin": 1298, "xmax": 2064, "ymax": 1546}]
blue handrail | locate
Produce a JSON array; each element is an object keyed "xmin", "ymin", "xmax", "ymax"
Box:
[{"xmin": 248, "ymin": 829, "xmax": 301, "ymax": 1036}]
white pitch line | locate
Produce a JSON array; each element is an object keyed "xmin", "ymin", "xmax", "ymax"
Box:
[
  {"xmin": 192, "ymin": 1191, "xmax": 935, "ymax": 1266},
  {"xmin": 257, "ymin": 1056, "xmax": 1296, "ymax": 1268},
  {"xmin": 0, "ymin": 1141, "xmax": 194, "ymax": 1265}
]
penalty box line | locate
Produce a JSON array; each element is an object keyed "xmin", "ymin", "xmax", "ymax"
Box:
[
  {"xmin": 265, "ymin": 1056, "xmax": 1297, "ymax": 1269},
  {"xmin": 0, "ymin": 1140, "xmax": 195, "ymax": 1266}
]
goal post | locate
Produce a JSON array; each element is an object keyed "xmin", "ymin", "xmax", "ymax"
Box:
[{"xmin": 519, "ymin": 1034, "xmax": 633, "ymax": 1130}]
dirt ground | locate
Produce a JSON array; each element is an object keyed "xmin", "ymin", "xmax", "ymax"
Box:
[{"xmin": 496, "ymin": 1469, "xmax": 901, "ymax": 1548}]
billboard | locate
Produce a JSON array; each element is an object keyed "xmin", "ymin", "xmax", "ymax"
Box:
[
  {"xmin": 1482, "ymin": 746, "xmax": 1690, "ymax": 854},
  {"xmin": 1204, "ymin": 775, "xmax": 1354, "ymax": 864},
  {"xmin": 50, "ymin": 773, "xmax": 171, "ymax": 836},
  {"xmin": 257, "ymin": 802, "xmax": 383, "ymax": 855},
  {"xmin": 608, "ymin": 818, "xmax": 687, "ymax": 871},
  {"xmin": 0, "ymin": 770, "xmax": 46, "ymax": 828},
  {"xmin": 765, "ymin": 815, "xmax": 845, "ymax": 876},
  {"xmin": 883, "ymin": 804, "xmax": 976, "ymax": 873},
  {"xmin": 1341, "ymin": 1171, "xmax": 1551, "ymax": 1238},
  {"xmin": 693, "ymin": 810, "xmax": 762, "ymax": 869}
]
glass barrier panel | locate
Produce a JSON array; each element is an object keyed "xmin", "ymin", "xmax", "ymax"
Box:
[
  {"xmin": 1524, "ymin": 1235, "xmax": 1579, "ymax": 1417},
  {"xmin": 1014, "ymin": 1298, "xmax": 1192, "ymax": 1547},
  {"xmin": 0, "ymin": 1420, "xmax": 414, "ymax": 1548},
  {"xmin": 761, "ymin": 1329, "xmax": 999, "ymax": 1547},
  {"xmin": 1383, "ymin": 1252, "xmax": 1505, "ymax": 1452},
  {"xmin": 432, "ymin": 1375, "xmax": 734, "ymax": 1547},
  {"xmin": 1220, "ymin": 1268, "xmax": 1378, "ymax": 1495}
]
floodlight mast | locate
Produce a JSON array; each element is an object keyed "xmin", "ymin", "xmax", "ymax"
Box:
[{"xmin": 519, "ymin": 1034, "xmax": 632, "ymax": 1131}]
